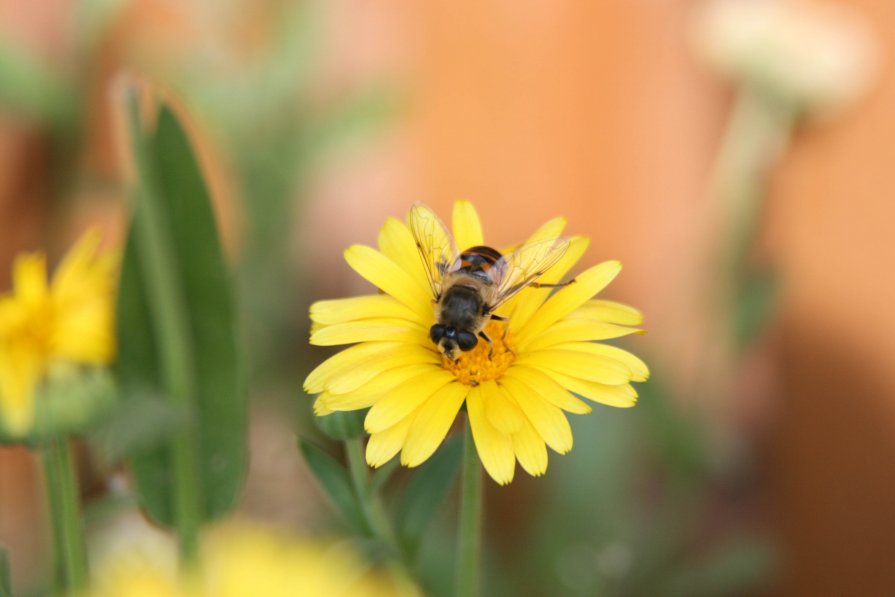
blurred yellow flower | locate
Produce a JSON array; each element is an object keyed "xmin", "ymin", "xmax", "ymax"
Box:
[
  {"xmin": 82, "ymin": 522, "xmax": 417, "ymax": 597},
  {"xmin": 307, "ymin": 201, "xmax": 648, "ymax": 485},
  {"xmin": 0, "ymin": 230, "xmax": 117, "ymax": 436}
]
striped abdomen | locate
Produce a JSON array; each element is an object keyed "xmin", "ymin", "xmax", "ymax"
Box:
[{"xmin": 456, "ymin": 245, "xmax": 502, "ymax": 281}]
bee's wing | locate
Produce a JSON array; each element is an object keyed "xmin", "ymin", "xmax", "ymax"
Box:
[
  {"xmin": 487, "ymin": 237, "xmax": 571, "ymax": 310},
  {"xmin": 408, "ymin": 203, "xmax": 459, "ymax": 299}
]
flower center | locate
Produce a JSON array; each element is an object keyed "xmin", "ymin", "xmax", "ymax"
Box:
[{"xmin": 442, "ymin": 320, "xmax": 514, "ymax": 386}]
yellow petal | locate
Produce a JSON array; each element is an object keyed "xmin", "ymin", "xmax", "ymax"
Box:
[
  {"xmin": 500, "ymin": 375, "xmax": 573, "ymax": 454},
  {"xmin": 367, "ymin": 412, "xmax": 418, "ymax": 468},
  {"xmin": 571, "ymin": 299, "xmax": 644, "ymax": 326},
  {"xmin": 481, "ymin": 380, "xmax": 525, "ymax": 433},
  {"xmin": 0, "ymin": 348, "xmax": 41, "ymax": 435},
  {"xmin": 452, "ymin": 200, "xmax": 484, "ymax": 251},
  {"xmin": 520, "ymin": 318, "xmax": 643, "ymax": 352},
  {"xmin": 314, "ymin": 389, "xmax": 378, "ymax": 414},
  {"xmin": 313, "ymin": 395, "xmax": 335, "ymax": 415},
  {"xmin": 53, "ymin": 303, "xmax": 114, "ymax": 363},
  {"xmin": 502, "ymin": 365, "xmax": 591, "ymax": 414},
  {"xmin": 343, "ymin": 245, "xmax": 432, "ymax": 315},
  {"xmin": 466, "ymin": 387, "xmax": 515, "ymax": 485},
  {"xmin": 327, "ymin": 347, "xmax": 439, "ymax": 395},
  {"xmin": 513, "ymin": 261, "xmax": 622, "ymax": 343},
  {"xmin": 524, "ymin": 216, "xmax": 567, "ymax": 244},
  {"xmin": 512, "ymin": 418, "xmax": 548, "ymax": 477},
  {"xmin": 377, "ymin": 217, "xmax": 431, "ymax": 289},
  {"xmin": 319, "ymin": 364, "xmax": 447, "ymax": 414},
  {"xmin": 310, "ymin": 295, "xmax": 422, "ymax": 326},
  {"xmin": 401, "ymin": 382, "xmax": 468, "ymax": 467},
  {"xmin": 304, "ymin": 342, "xmax": 437, "ymax": 394},
  {"xmin": 541, "ymin": 369, "xmax": 638, "ymax": 408},
  {"xmin": 51, "ymin": 229, "xmax": 114, "ymax": 304},
  {"xmin": 364, "ymin": 369, "xmax": 455, "ymax": 433},
  {"xmin": 506, "ymin": 236, "xmax": 589, "ymax": 329},
  {"xmin": 514, "ymin": 348, "xmax": 633, "ymax": 385},
  {"xmin": 326, "ymin": 361, "xmax": 437, "ymax": 397},
  {"xmin": 550, "ymin": 342, "xmax": 649, "ymax": 382},
  {"xmin": 13, "ymin": 253, "xmax": 48, "ymax": 305},
  {"xmin": 310, "ymin": 319, "xmax": 427, "ymax": 346}
]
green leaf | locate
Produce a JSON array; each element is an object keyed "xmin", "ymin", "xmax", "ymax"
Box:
[
  {"xmin": 82, "ymin": 492, "xmax": 139, "ymax": 526},
  {"xmin": 370, "ymin": 458, "xmax": 400, "ymax": 494},
  {"xmin": 0, "ymin": 39, "xmax": 72, "ymax": 124},
  {"xmin": 314, "ymin": 409, "xmax": 368, "ymax": 441},
  {"xmin": 666, "ymin": 537, "xmax": 775, "ymax": 597},
  {"xmin": 304, "ymin": 85, "xmax": 398, "ymax": 164},
  {"xmin": 32, "ymin": 368, "xmax": 117, "ymax": 440},
  {"xmin": 88, "ymin": 392, "xmax": 188, "ymax": 467},
  {"xmin": 396, "ymin": 434, "xmax": 463, "ymax": 558},
  {"xmin": 299, "ymin": 439, "xmax": 367, "ymax": 534},
  {"xmin": 0, "ymin": 545, "xmax": 10, "ymax": 597},
  {"xmin": 116, "ymin": 100, "xmax": 247, "ymax": 528},
  {"xmin": 636, "ymin": 376, "xmax": 710, "ymax": 482},
  {"xmin": 0, "ymin": 367, "xmax": 116, "ymax": 444},
  {"xmin": 735, "ymin": 267, "xmax": 779, "ymax": 349}
]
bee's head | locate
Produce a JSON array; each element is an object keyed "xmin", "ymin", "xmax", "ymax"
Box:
[{"xmin": 430, "ymin": 325, "xmax": 477, "ymax": 360}]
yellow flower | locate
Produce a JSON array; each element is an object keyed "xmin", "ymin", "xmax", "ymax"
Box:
[
  {"xmin": 0, "ymin": 230, "xmax": 117, "ymax": 436},
  {"xmin": 306, "ymin": 201, "xmax": 648, "ymax": 485},
  {"xmin": 82, "ymin": 521, "xmax": 418, "ymax": 597}
]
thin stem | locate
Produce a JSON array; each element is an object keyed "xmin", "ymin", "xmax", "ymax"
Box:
[
  {"xmin": 455, "ymin": 419, "xmax": 482, "ymax": 597},
  {"xmin": 345, "ymin": 439, "xmax": 398, "ymax": 550},
  {"xmin": 42, "ymin": 439, "xmax": 88, "ymax": 593},
  {"xmin": 126, "ymin": 92, "xmax": 203, "ymax": 562},
  {"xmin": 0, "ymin": 544, "xmax": 10, "ymax": 597},
  {"xmin": 701, "ymin": 87, "xmax": 796, "ymax": 405}
]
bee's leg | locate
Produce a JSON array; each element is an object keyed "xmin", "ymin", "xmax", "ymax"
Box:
[
  {"xmin": 478, "ymin": 330, "xmax": 494, "ymax": 357},
  {"xmin": 530, "ymin": 279, "xmax": 576, "ymax": 289},
  {"xmin": 488, "ymin": 313, "xmax": 507, "ymax": 322}
]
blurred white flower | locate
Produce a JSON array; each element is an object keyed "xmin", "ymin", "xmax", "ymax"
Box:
[{"xmin": 694, "ymin": 0, "xmax": 878, "ymax": 116}]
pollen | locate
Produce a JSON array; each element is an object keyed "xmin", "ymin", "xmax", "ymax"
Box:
[{"xmin": 442, "ymin": 320, "xmax": 514, "ymax": 386}]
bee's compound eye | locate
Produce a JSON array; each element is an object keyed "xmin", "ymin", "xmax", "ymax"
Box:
[
  {"xmin": 430, "ymin": 324, "xmax": 446, "ymax": 342},
  {"xmin": 457, "ymin": 331, "xmax": 478, "ymax": 351}
]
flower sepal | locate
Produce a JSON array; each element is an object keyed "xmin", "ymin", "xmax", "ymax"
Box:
[
  {"xmin": 314, "ymin": 408, "xmax": 368, "ymax": 441},
  {"xmin": 0, "ymin": 365, "xmax": 116, "ymax": 445}
]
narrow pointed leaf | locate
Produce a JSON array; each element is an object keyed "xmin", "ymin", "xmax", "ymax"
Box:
[
  {"xmin": 396, "ymin": 434, "xmax": 463, "ymax": 558},
  {"xmin": 116, "ymin": 100, "xmax": 247, "ymax": 527},
  {"xmin": 299, "ymin": 439, "xmax": 367, "ymax": 533},
  {"xmin": 314, "ymin": 408, "xmax": 368, "ymax": 440},
  {"xmin": 370, "ymin": 458, "xmax": 400, "ymax": 493}
]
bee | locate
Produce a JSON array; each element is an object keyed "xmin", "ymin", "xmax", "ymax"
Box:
[{"xmin": 409, "ymin": 203, "xmax": 572, "ymax": 360}]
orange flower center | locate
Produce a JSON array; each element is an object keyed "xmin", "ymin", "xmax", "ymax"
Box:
[{"xmin": 442, "ymin": 320, "xmax": 514, "ymax": 386}]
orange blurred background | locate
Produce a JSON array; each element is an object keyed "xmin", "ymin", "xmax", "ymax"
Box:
[{"xmin": 2, "ymin": 1, "xmax": 895, "ymax": 595}]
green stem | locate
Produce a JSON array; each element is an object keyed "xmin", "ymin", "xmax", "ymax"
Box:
[
  {"xmin": 0, "ymin": 544, "xmax": 11, "ymax": 597},
  {"xmin": 702, "ymin": 87, "xmax": 796, "ymax": 406},
  {"xmin": 42, "ymin": 439, "xmax": 88, "ymax": 593},
  {"xmin": 345, "ymin": 439, "xmax": 398, "ymax": 550},
  {"xmin": 455, "ymin": 419, "xmax": 482, "ymax": 597},
  {"xmin": 126, "ymin": 92, "xmax": 203, "ymax": 563}
]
